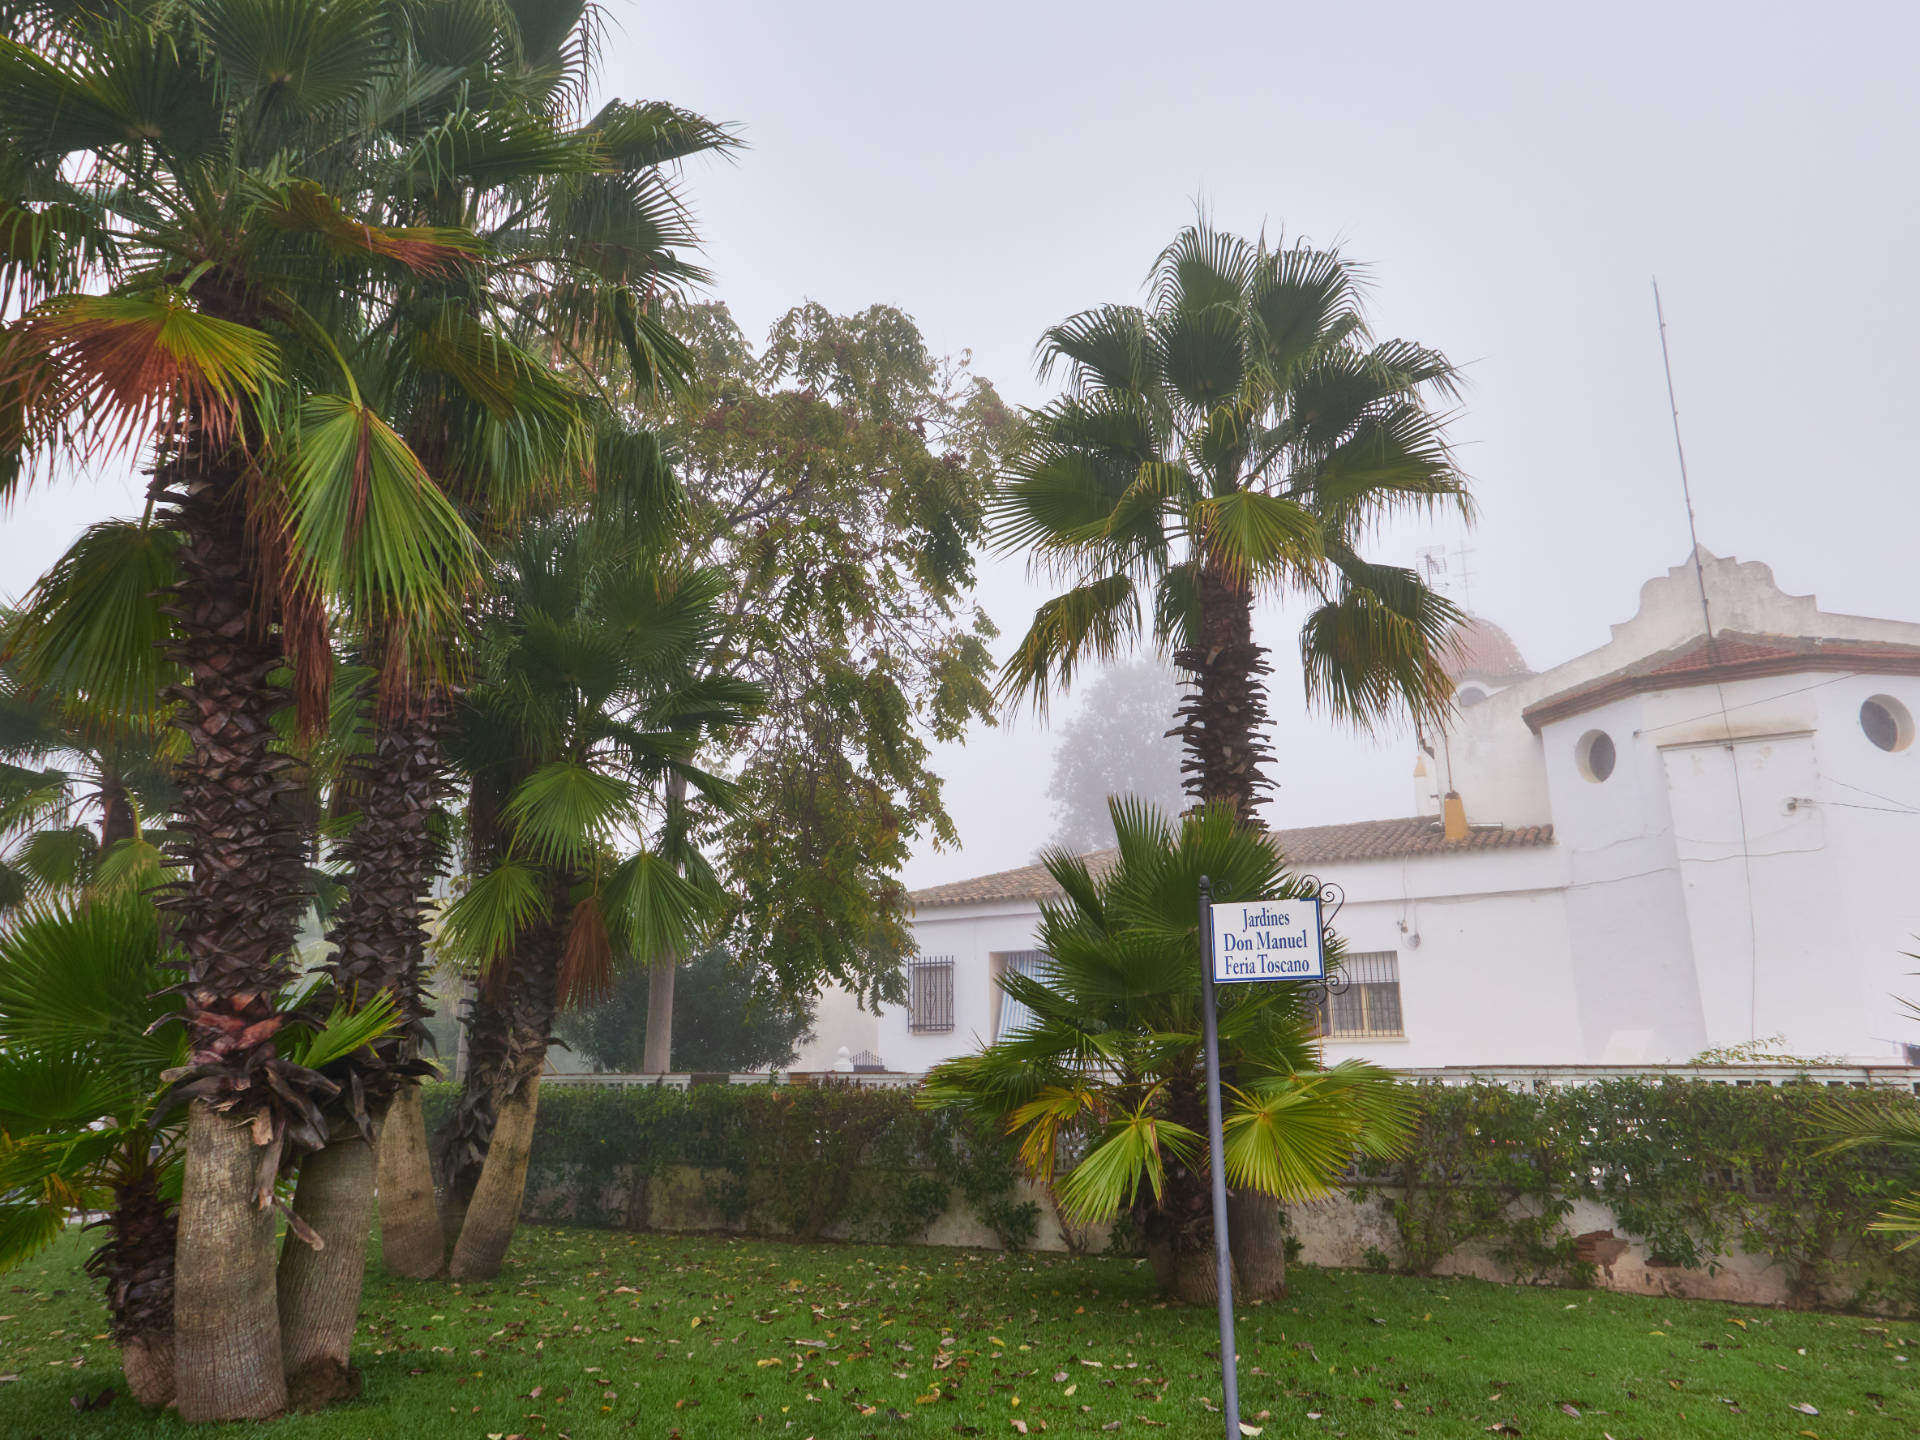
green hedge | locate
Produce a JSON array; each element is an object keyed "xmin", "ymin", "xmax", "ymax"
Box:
[
  {"xmin": 1358, "ymin": 1079, "xmax": 1920, "ymax": 1310},
  {"xmin": 421, "ymin": 1080, "xmax": 1037, "ymax": 1248},
  {"xmin": 424, "ymin": 1075, "xmax": 1920, "ymax": 1309}
]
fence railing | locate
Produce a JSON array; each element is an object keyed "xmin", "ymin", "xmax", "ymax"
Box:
[
  {"xmin": 541, "ymin": 1062, "xmax": 1920, "ymax": 1093},
  {"xmin": 1394, "ymin": 1063, "xmax": 1920, "ymax": 1092},
  {"xmin": 540, "ymin": 1069, "xmax": 920, "ymax": 1090}
]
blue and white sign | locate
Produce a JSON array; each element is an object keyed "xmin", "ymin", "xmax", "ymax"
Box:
[{"xmin": 1208, "ymin": 898, "xmax": 1325, "ymax": 983}]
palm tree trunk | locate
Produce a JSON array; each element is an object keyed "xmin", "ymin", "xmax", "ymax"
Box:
[
  {"xmin": 441, "ymin": 984, "xmax": 513, "ymax": 1241},
  {"xmin": 1227, "ymin": 1189, "xmax": 1287, "ymax": 1300},
  {"xmin": 377, "ymin": 1083, "xmax": 446, "ymax": 1278},
  {"xmin": 640, "ymin": 774, "xmax": 686, "ymax": 1073},
  {"xmin": 275, "ymin": 1134, "xmax": 375, "ymax": 1407},
  {"xmin": 87, "ymin": 1165, "xmax": 176, "ymax": 1407},
  {"xmin": 1174, "ymin": 553, "xmax": 1272, "ymax": 820},
  {"xmin": 446, "ymin": 907, "xmax": 561, "ymax": 1278},
  {"xmin": 642, "ymin": 953, "xmax": 676, "ymax": 1072},
  {"xmin": 173, "ymin": 1101, "xmax": 286, "ymax": 1421},
  {"xmin": 280, "ymin": 699, "xmax": 448, "ymax": 1333},
  {"xmin": 164, "ymin": 450, "xmax": 309, "ymax": 1423},
  {"xmin": 99, "ymin": 779, "xmax": 136, "ymax": 852},
  {"xmin": 447, "ymin": 1072, "xmax": 543, "ymax": 1279}
]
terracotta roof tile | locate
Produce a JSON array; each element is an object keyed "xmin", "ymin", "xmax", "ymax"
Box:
[
  {"xmin": 909, "ymin": 815, "xmax": 1556, "ymax": 909},
  {"xmin": 1522, "ymin": 630, "xmax": 1920, "ymax": 732}
]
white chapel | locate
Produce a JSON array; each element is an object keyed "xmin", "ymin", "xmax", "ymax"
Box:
[{"xmin": 800, "ymin": 551, "xmax": 1920, "ymax": 1073}]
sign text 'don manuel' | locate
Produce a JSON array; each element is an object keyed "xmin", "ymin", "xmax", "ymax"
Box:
[{"xmin": 1209, "ymin": 899, "xmax": 1324, "ymax": 982}]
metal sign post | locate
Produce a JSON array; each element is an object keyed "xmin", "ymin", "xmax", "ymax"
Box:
[
  {"xmin": 1195, "ymin": 876, "xmax": 1240, "ymax": 1440},
  {"xmin": 1197, "ymin": 876, "xmax": 1329, "ymax": 1440}
]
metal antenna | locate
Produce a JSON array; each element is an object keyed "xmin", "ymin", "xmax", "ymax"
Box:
[
  {"xmin": 1653, "ymin": 279, "xmax": 1716, "ymax": 654},
  {"xmin": 1654, "ymin": 278, "xmax": 1760, "ymax": 1039}
]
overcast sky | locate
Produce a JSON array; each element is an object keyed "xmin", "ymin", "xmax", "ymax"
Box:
[{"xmin": 6, "ymin": 1, "xmax": 1916, "ymax": 890}]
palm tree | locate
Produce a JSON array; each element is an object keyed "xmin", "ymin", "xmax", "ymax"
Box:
[
  {"xmin": 274, "ymin": 1, "xmax": 732, "ymax": 1364},
  {"xmin": 434, "ymin": 516, "xmax": 761, "ymax": 1278},
  {"xmin": 1, "ymin": 515, "xmax": 183, "ymax": 904},
  {"xmin": 922, "ymin": 800, "xmax": 1412, "ymax": 1301},
  {"xmin": 996, "ymin": 220, "xmax": 1470, "ymax": 820},
  {"xmin": 0, "ymin": 0, "xmax": 518, "ymax": 1415},
  {"xmin": 0, "ymin": 894, "xmax": 395, "ymax": 1408},
  {"xmin": 0, "ymin": 897, "xmax": 183, "ymax": 1405}
]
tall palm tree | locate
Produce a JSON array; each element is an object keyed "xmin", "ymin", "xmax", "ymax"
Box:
[
  {"xmin": 0, "ymin": 0, "xmax": 515, "ymax": 1416},
  {"xmin": 274, "ymin": 0, "xmax": 731, "ymax": 1366},
  {"xmin": 921, "ymin": 799, "xmax": 1412, "ymax": 1301},
  {"xmin": 996, "ymin": 221, "xmax": 1470, "ymax": 820},
  {"xmin": 435, "ymin": 516, "xmax": 760, "ymax": 1278}
]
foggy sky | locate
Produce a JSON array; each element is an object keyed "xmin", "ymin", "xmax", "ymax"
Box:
[{"xmin": 6, "ymin": 1, "xmax": 1916, "ymax": 892}]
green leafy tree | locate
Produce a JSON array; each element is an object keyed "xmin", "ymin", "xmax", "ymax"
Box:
[
  {"xmin": 657, "ymin": 301, "xmax": 1010, "ymax": 1044},
  {"xmin": 1045, "ymin": 658, "xmax": 1186, "ymax": 853},
  {"xmin": 920, "ymin": 799, "xmax": 1412, "ymax": 1302},
  {"xmin": 996, "ymin": 221, "xmax": 1469, "ymax": 820},
  {"xmin": 555, "ymin": 943, "xmax": 814, "ymax": 1073},
  {"xmin": 434, "ymin": 516, "xmax": 762, "ymax": 1277}
]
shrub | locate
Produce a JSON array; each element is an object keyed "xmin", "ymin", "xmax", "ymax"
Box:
[
  {"xmin": 1364, "ymin": 1079, "xmax": 1920, "ymax": 1306},
  {"xmin": 421, "ymin": 1079, "xmax": 1029, "ymax": 1246}
]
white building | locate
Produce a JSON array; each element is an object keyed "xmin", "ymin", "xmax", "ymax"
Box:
[{"xmin": 800, "ymin": 551, "xmax": 1920, "ymax": 1072}]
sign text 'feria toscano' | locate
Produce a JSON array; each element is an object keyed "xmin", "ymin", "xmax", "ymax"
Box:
[{"xmin": 1207, "ymin": 898, "xmax": 1325, "ymax": 983}]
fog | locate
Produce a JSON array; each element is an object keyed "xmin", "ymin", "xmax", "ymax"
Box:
[{"xmin": 6, "ymin": 0, "xmax": 1916, "ymax": 894}]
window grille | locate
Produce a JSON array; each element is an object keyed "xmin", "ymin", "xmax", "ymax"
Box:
[
  {"xmin": 996, "ymin": 951, "xmax": 1053, "ymax": 1040},
  {"xmin": 1309, "ymin": 951, "xmax": 1404, "ymax": 1039},
  {"xmin": 908, "ymin": 955, "xmax": 955, "ymax": 1033}
]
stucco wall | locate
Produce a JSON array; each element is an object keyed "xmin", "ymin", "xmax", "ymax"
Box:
[{"xmin": 509, "ymin": 1163, "xmax": 1897, "ymax": 1313}]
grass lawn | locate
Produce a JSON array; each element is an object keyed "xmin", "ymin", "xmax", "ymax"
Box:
[{"xmin": 2, "ymin": 1225, "xmax": 1915, "ymax": 1439}]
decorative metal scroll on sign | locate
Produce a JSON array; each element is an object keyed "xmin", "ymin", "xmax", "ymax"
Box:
[{"xmin": 1291, "ymin": 874, "xmax": 1350, "ymax": 1009}]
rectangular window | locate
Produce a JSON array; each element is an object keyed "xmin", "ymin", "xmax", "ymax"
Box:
[
  {"xmin": 995, "ymin": 950, "xmax": 1052, "ymax": 1040},
  {"xmin": 908, "ymin": 955, "xmax": 955, "ymax": 1033},
  {"xmin": 1309, "ymin": 951, "xmax": 1403, "ymax": 1039}
]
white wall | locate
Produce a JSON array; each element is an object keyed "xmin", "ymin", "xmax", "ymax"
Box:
[{"xmin": 871, "ymin": 903, "xmax": 1050, "ymax": 1073}]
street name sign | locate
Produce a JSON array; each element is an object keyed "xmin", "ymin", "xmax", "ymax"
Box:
[{"xmin": 1207, "ymin": 898, "xmax": 1325, "ymax": 983}]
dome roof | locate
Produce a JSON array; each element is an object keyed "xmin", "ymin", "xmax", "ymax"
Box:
[{"xmin": 1446, "ymin": 615, "xmax": 1532, "ymax": 685}]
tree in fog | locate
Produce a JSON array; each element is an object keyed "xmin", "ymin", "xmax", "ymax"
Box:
[
  {"xmin": 1045, "ymin": 660, "xmax": 1187, "ymax": 853},
  {"xmin": 555, "ymin": 945, "xmax": 814, "ymax": 1073}
]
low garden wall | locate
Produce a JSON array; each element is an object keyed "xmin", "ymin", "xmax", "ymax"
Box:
[{"xmin": 417, "ymin": 1075, "xmax": 1920, "ymax": 1313}]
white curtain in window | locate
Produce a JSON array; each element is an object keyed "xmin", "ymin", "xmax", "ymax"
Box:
[{"xmin": 996, "ymin": 950, "xmax": 1053, "ymax": 1039}]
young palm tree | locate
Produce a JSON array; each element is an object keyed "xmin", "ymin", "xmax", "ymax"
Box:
[
  {"xmin": 920, "ymin": 800, "xmax": 1413, "ymax": 1302},
  {"xmin": 0, "ymin": 895, "xmax": 395, "ymax": 1408},
  {"xmin": 1, "ymin": 517, "xmax": 183, "ymax": 904},
  {"xmin": 0, "ymin": 897, "xmax": 184, "ymax": 1405},
  {"xmin": 996, "ymin": 221, "xmax": 1470, "ymax": 819},
  {"xmin": 0, "ymin": 0, "xmax": 520, "ymax": 1415},
  {"xmin": 434, "ymin": 517, "xmax": 761, "ymax": 1278}
]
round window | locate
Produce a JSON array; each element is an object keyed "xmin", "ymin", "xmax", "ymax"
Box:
[
  {"xmin": 1860, "ymin": 695, "xmax": 1914, "ymax": 753},
  {"xmin": 1577, "ymin": 729, "xmax": 1616, "ymax": 783},
  {"xmin": 1457, "ymin": 686, "xmax": 1488, "ymax": 709}
]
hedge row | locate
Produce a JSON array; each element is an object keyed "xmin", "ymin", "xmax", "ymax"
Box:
[
  {"xmin": 1361, "ymin": 1079, "xmax": 1920, "ymax": 1310},
  {"xmin": 421, "ymin": 1076, "xmax": 1920, "ymax": 1310},
  {"xmin": 420, "ymin": 1080, "xmax": 1039, "ymax": 1248}
]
